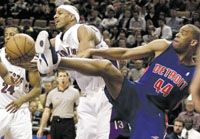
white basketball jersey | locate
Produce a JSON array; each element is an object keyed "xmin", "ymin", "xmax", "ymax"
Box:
[
  {"xmin": 0, "ymin": 48, "xmax": 30, "ymax": 108},
  {"xmin": 55, "ymin": 24, "xmax": 108, "ymax": 93}
]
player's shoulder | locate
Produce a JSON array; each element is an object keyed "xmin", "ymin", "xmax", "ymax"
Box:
[
  {"xmin": 77, "ymin": 24, "xmax": 98, "ymax": 40},
  {"xmin": 78, "ymin": 24, "xmax": 91, "ymax": 32}
]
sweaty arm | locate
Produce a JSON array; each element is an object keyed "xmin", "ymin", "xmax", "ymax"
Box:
[
  {"xmin": 0, "ymin": 59, "xmax": 14, "ymax": 85},
  {"xmin": 20, "ymin": 71, "xmax": 41, "ymax": 103},
  {"xmin": 89, "ymin": 39, "xmax": 170, "ymax": 60},
  {"xmin": 76, "ymin": 25, "xmax": 96, "ymax": 56}
]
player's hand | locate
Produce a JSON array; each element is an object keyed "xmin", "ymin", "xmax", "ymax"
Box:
[
  {"xmin": 3, "ymin": 73, "xmax": 22, "ymax": 86},
  {"xmin": 37, "ymin": 128, "xmax": 44, "ymax": 138},
  {"xmin": 5, "ymin": 99, "xmax": 23, "ymax": 113},
  {"xmin": 77, "ymin": 49, "xmax": 92, "ymax": 58}
]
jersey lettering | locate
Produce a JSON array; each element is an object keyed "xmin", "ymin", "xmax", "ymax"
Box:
[
  {"xmin": 1, "ymin": 82, "xmax": 15, "ymax": 95},
  {"xmin": 58, "ymin": 48, "xmax": 77, "ymax": 57},
  {"xmin": 114, "ymin": 120, "xmax": 125, "ymax": 129},
  {"xmin": 153, "ymin": 78, "xmax": 173, "ymax": 97},
  {"xmin": 153, "ymin": 64, "xmax": 188, "ymax": 90}
]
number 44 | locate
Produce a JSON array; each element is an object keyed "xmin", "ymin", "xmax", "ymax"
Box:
[{"xmin": 153, "ymin": 79, "xmax": 173, "ymax": 97}]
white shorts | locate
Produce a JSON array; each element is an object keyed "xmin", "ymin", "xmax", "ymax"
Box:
[
  {"xmin": 0, "ymin": 108, "xmax": 32, "ymax": 139},
  {"xmin": 76, "ymin": 89, "xmax": 112, "ymax": 139}
]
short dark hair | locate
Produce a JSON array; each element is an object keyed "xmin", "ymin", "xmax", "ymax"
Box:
[
  {"xmin": 56, "ymin": 69, "xmax": 69, "ymax": 77},
  {"xmin": 174, "ymin": 118, "xmax": 184, "ymax": 126},
  {"xmin": 188, "ymin": 24, "xmax": 200, "ymax": 43}
]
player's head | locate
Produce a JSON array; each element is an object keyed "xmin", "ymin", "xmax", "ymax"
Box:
[
  {"xmin": 54, "ymin": 5, "xmax": 79, "ymax": 30},
  {"xmin": 173, "ymin": 24, "xmax": 200, "ymax": 55},
  {"xmin": 173, "ymin": 118, "xmax": 184, "ymax": 134},
  {"xmin": 4, "ymin": 26, "xmax": 20, "ymax": 45}
]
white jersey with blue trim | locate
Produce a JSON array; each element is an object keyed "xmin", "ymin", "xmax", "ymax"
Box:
[
  {"xmin": 0, "ymin": 48, "xmax": 30, "ymax": 108},
  {"xmin": 55, "ymin": 24, "xmax": 107, "ymax": 93}
]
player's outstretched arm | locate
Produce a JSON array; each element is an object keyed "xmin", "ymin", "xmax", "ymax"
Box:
[
  {"xmin": 6, "ymin": 71, "xmax": 41, "ymax": 112},
  {"xmin": 59, "ymin": 57, "xmax": 123, "ymax": 99},
  {"xmin": 83, "ymin": 39, "xmax": 170, "ymax": 60}
]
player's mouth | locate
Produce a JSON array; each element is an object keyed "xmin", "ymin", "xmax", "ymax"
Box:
[
  {"xmin": 173, "ymin": 37, "xmax": 179, "ymax": 43},
  {"xmin": 172, "ymin": 39, "xmax": 179, "ymax": 46},
  {"xmin": 54, "ymin": 20, "xmax": 59, "ymax": 25}
]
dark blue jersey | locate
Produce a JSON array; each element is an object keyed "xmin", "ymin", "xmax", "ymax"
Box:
[
  {"xmin": 106, "ymin": 43, "xmax": 196, "ymax": 138},
  {"xmin": 137, "ymin": 43, "xmax": 195, "ymax": 110}
]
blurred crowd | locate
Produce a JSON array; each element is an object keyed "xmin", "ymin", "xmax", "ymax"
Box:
[{"xmin": 1, "ymin": 0, "xmax": 200, "ymax": 137}]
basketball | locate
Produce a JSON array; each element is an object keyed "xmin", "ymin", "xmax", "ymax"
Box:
[{"xmin": 5, "ymin": 33, "xmax": 35, "ymax": 60}]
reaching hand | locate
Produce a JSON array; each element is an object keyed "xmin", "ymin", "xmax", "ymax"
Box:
[
  {"xmin": 6, "ymin": 99, "xmax": 23, "ymax": 113},
  {"xmin": 4, "ymin": 73, "xmax": 22, "ymax": 86}
]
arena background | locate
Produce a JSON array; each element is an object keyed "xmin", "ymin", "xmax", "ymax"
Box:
[{"xmin": 0, "ymin": 0, "xmax": 200, "ymax": 138}]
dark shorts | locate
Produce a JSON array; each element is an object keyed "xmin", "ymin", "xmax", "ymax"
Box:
[{"xmin": 106, "ymin": 78, "xmax": 165, "ymax": 139}]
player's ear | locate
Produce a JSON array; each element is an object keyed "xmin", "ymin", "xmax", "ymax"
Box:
[{"xmin": 190, "ymin": 39, "xmax": 198, "ymax": 47}]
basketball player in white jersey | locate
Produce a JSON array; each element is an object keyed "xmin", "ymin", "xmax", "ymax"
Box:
[
  {"xmin": 0, "ymin": 27, "xmax": 41, "ymax": 139},
  {"xmin": 35, "ymin": 5, "xmax": 112, "ymax": 139}
]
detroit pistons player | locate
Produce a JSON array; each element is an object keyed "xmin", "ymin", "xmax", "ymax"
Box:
[{"xmin": 0, "ymin": 27, "xmax": 41, "ymax": 139}]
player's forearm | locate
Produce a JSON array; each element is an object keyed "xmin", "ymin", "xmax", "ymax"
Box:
[
  {"xmin": 0, "ymin": 63, "xmax": 14, "ymax": 85},
  {"xmin": 19, "ymin": 87, "xmax": 41, "ymax": 104},
  {"xmin": 90, "ymin": 48, "xmax": 130, "ymax": 60},
  {"xmin": 0, "ymin": 62, "xmax": 9, "ymax": 79}
]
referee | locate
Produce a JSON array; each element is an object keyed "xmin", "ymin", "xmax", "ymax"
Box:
[{"xmin": 37, "ymin": 70, "xmax": 80, "ymax": 139}]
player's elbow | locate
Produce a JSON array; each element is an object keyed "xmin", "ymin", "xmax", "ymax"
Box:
[
  {"xmin": 33, "ymin": 87, "xmax": 42, "ymax": 97},
  {"xmin": 98, "ymin": 60, "xmax": 113, "ymax": 75}
]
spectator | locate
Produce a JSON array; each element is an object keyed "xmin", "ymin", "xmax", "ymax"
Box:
[
  {"xmin": 29, "ymin": 100, "xmax": 42, "ymax": 127},
  {"xmin": 178, "ymin": 99, "xmax": 200, "ymax": 132},
  {"xmin": 143, "ymin": 24, "xmax": 157, "ymax": 43},
  {"xmin": 40, "ymin": 78, "xmax": 54, "ymax": 107},
  {"xmin": 101, "ymin": 5, "xmax": 118, "ymax": 29},
  {"xmin": 181, "ymin": 118, "xmax": 200, "ymax": 139},
  {"xmin": 87, "ymin": 9, "xmax": 102, "ymax": 27},
  {"xmin": 129, "ymin": 11, "xmax": 146, "ymax": 31},
  {"xmin": 165, "ymin": 118, "xmax": 184, "ymax": 139},
  {"xmin": 118, "ymin": 8, "xmax": 132, "ymax": 30},
  {"xmin": 166, "ymin": 9, "xmax": 183, "ymax": 36},
  {"xmin": 185, "ymin": 0, "xmax": 199, "ymax": 12},
  {"xmin": 145, "ymin": 4, "xmax": 158, "ymax": 27},
  {"xmin": 154, "ymin": 0, "xmax": 170, "ymax": 18},
  {"xmin": 127, "ymin": 59, "xmax": 145, "ymax": 82},
  {"xmin": 154, "ymin": 18, "xmax": 172, "ymax": 40}
]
